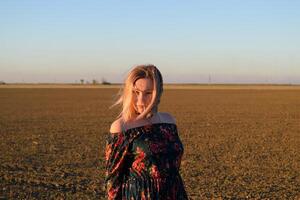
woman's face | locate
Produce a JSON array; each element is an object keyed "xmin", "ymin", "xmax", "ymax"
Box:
[{"xmin": 133, "ymin": 78, "xmax": 153, "ymax": 114}]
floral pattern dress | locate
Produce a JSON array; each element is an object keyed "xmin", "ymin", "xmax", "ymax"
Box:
[{"xmin": 104, "ymin": 122, "xmax": 189, "ymax": 200}]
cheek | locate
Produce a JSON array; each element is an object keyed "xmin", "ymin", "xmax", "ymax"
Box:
[
  {"xmin": 133, "ymin": 96, "xmax": 138, "ymax": 103},
  {"xmin": 146, "ymin": 95, "xmax": 153, "ymax": 103}
]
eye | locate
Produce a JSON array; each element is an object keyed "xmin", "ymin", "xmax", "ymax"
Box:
[{"xmin": 133, "ymin": 90, "xmax": 140, "ymax": 95}]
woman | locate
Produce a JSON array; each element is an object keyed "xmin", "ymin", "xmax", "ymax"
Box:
[{"xmin": 104, "ymin": 64, "xmax": 189, "ymax": 199}]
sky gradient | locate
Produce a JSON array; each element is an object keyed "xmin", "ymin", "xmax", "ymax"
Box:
[{"xmin": 1, "ymin": 0, "xmax": 299, "ymax": 84}]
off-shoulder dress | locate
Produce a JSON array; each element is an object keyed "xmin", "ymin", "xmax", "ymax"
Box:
[{"xmin": 104, "ymin": 122, "xmax": 189, "ymax": 200}]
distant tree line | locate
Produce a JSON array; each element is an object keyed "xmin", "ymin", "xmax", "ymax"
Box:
[
  {"xmin": 0, "ymin": 81, "xmax": 6, "ymax": 85},
  {"xmin": 79, "ymin": 78, "xmax": 111, "ymax": 85}
]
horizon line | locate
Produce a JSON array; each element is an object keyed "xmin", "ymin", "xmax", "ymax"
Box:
[{"xmin": 1, "ymin": 82, "xmax": 300, "ymax": 86}]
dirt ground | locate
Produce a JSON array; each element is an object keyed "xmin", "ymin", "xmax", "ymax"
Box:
[{"xmin": 0, "ymin": 86, "xmax": 299, "ymax": 199}]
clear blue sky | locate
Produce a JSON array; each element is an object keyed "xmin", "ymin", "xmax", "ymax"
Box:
[{"xmin": 0, "ymin": 0, "xmax": 299, "ymax": 84}]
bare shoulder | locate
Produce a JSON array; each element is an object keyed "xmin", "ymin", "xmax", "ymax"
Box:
[
  {"xmin": 159, "ymin": 112, "xmax": 177, "ymax": 124},
  {"xmin": 109, "ymin": 117, "xmax": 124, "ymax": 134}
]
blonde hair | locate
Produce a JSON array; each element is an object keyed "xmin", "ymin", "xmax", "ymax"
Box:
[{"xmin": 110, "ymin": 64, "xmax": 163, "ymax": 123}]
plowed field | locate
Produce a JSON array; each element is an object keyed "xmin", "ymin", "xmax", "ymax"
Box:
[{"xmin": 1, "ymin": 86, "xmax": 299, "ymax": 199}]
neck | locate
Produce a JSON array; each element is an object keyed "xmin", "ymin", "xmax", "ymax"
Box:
[{"xmin": 133, "ymin": 112, "xmax": 157, "ymax": 121}]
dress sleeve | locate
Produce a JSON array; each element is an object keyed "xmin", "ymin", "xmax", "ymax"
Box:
[{"xmin": 104, "ymin": 131, "xmax": 129, "ymax": 200}]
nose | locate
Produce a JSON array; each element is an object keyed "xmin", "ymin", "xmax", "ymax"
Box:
[{"xmin": 137, "ymin": 93, "xmax": 147, "ymax": 105}]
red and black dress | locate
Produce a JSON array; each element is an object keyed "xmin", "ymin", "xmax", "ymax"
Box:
[{"xmin": 104, "ymin": 122, "xmax": 189, "ymax": 200}]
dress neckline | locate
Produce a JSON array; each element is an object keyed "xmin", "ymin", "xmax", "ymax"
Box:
[{"xmin": 110, "ymin": 122, "xmax": 177, "ymax": 135}]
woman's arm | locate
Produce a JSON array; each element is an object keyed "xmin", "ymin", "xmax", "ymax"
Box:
[{"xmin": 105, "ymin": 120, "xmax": 128, "ymax": 199}]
